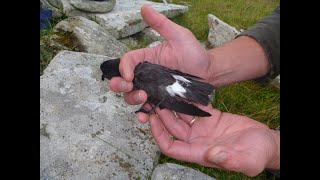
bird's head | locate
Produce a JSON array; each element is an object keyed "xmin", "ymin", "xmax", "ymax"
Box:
[{"xmin": 100, "ymin": 58, "xmax": 121, "ymax": 80}]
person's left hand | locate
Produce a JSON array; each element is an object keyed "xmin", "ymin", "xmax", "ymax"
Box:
[{"xmin": 147, "ymin": 104, "xmax": 280, "ymax": 177}]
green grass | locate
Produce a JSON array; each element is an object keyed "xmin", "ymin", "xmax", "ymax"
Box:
[
  {"xmin": 213, "ymin": 81, "xmax": 280, "ymax": 129},
  {"xmin": 150, "ymin": 0, "xmax": 280, "ymax": 179},
  {"xmin": 152, "ymin": 0, "xmax": 279, "ymax": 41}
]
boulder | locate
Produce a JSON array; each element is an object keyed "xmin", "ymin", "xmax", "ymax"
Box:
[
  {"xmin": 70, "ymin": 0, "xmax": 116, "ymax": 13},
  {"xmin": 151, "ymin": 163, "xmax": 216, "ymax": 180},
  {"xmin": 54, "ymin": 16, "xmax": 128, "ymax": 57},
  {"xmin": 51, "ymin": 0, "xmax": 188, "ymax": 39},
  {"xmin": 40, "ymin": 51, "xmax": 160, "ymax": 179},
  {"xmin": 207, "ymin": 14, "xmax": 240, "ymax": 47}
]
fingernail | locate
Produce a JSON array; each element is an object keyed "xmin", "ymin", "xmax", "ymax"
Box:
[
  {"xmin": 135, "ymin": 91, "xmax": 143, "ymax": 102},
  {"xmin": 120, "ymin": 80, "xmax": 128, "ymax": 91},
  {"xmin": 211, "ymin": 152, "xmax": 227, "ymax": 164}
]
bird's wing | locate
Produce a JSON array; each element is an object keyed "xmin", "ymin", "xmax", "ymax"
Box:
[
  {"xmin": 164, "ymin": 70, "xmax": 215, "ymax": 106},
  {"xmin": 158, "ymin": 85, "xmax": 211, "ymax": 117}
]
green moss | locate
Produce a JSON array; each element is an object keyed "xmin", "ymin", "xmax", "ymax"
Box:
[{"xmin": 40, "ymin": 15, "xmax": 78, "ymax": 76}]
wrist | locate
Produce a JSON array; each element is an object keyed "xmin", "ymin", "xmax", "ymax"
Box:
[
  {"xmin": 206, "ymin": 36, "xmax": 270, "ymax": 87},
  {"xmin": 266, "ymin": 129, "xmax": 280, "ymax": 170}
]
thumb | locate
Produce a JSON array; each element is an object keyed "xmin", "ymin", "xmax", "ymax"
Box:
[{"xmin": 141, "ymin": 4, "xmax": 189, "ymax": 41}]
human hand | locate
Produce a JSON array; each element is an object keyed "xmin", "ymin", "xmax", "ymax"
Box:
[
  {"xmin": 109, "ymin": 4, "xmax": 212, "ymax": 121},
  {"xmin": 148, "ymin": 104, "xmax": 280, "ymax": 177}
]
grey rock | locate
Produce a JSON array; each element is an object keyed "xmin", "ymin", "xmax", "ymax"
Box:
[
  {"xmin": 40, "ymin": 51, "xmax": 160, "ymax": 179},
  {"xmin": 84, "ymin": 0, "xmax": 188, "ymax": 39},
  {"xmin": 141, "ymin": 28, "xmax": 165, "ymax": 42},
  {"xmin": 58, "ymin": 0, "xmax": 90, "ymax": 17},
  {"xmin": 275, "ymin": 75, "xmax": 280, "ymax": 83},
  {"xmin": 151, "ymin": 163, "xmax": 216, "ymax": 180},
  {"xmin": 54, "ymin": 16, "xmax": 128, "ymax": 57},
  {"xmin": 271, "ymin": 75, "xmax": 280, "ymax": 89},
  {"xmin": 47, "ymin": 0, "xmax": 64, "ymax": 9},
  {"xmin": 48, "ymin": 0, "xmax": 188, "ymax": 39},
  {"xmin": 70, "ymin": 0, "xmax": 116, "ymax": 13},
  {"xmin": 40, "ymin": 0, "xmax": 64, "ymax": 18},
  {"xmin": 207, "ymin": 14, "xmax": 240, "ymax": 47},
  {"xmin": 147, "ymin": 41, "xmax": 162, "ymax": 48},
  {"xmin": 119, "ymin": 37, "xmax": 140, "ymax": 50}
]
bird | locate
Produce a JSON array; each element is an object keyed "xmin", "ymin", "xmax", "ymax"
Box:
[{"xmin": 100, "ymin": 58, "xmax": 215, "ymax": 117}]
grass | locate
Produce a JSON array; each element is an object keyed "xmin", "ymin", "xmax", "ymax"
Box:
[
  {"xmin": 152, "ymin": 0, "xmax": 279, "ymax": 41},
  {"xmin": 213, "ymin": 81, "xmax": 280, "ymax": 129},
  {"xmin": 150, "ymin": 0, "xmax": 280, "ymax": 179}
]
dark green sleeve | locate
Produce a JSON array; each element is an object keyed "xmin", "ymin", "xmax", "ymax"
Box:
[{"xmin": 237, "ymin": 6, "xmax": 280, "ymax": 83}]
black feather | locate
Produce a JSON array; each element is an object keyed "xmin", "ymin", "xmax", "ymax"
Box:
[{"xmin": 100, "ymin": 59, "xmax": 215, "ymax": 117}]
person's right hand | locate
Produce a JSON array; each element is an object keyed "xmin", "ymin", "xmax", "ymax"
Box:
[{"xmin": 109, "ymin": 4, "xmax": 213, "ymax": 121}]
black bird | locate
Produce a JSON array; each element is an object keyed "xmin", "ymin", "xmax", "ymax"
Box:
[{"xmin": 100, "ymin": 58, "xmax": 215, "ymax": 117}]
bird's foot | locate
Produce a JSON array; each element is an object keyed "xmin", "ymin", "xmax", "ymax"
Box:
[{"xmin": 134, "ymin": 100, "xmax": 164, "ymax": 115}]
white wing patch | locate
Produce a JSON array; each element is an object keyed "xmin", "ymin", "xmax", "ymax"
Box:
[{"xmin": 166, "ymin": 81, "xmax": 187, "ymax": 98}]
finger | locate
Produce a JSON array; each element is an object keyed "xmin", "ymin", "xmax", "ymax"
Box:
[
  {"xmin": 137, "ymin": 112, "xmax": 150, "ymax": 123},
  {"xmin": 119, "ymin": 48, "xmax": 157, "ymax": 82},
  {"xmin": 176, "ymin": 113, "xmax": 195, "ymax": 124},
  {"xmin": 155, "ymin": 108, "xmax": 191, "ymax": 141},
  {"xmin": 109, "ymin": 77, "xmax": 133, "ymax": 93},
  {"xmin": 137, "ymin": 103, "xmax": 152, "ymax": 123},
  {"xmin": 149, "ymin": 114, "xmax": 215, "ymax": 165},
  {"xmin": 123, "ymin": 90, "xmax": 148, "ymax": 105},
  {"xmin": 141, "ymin": 4, "xmax": 191, "ymax": 41}
]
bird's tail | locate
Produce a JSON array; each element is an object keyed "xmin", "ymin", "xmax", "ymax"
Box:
[
  {"xmin": 169, "ymin": 96, "xmax": 212, "ymax": 117},
  {"xmin": 183, "ymin": 80, "xmax": 215, "ymax": 106}
]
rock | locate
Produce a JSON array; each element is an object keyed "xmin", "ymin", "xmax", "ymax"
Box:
[
  {"xmin": 47, "ymin": 0, "xmax": 188, "ymax": 39},
  {"xmin": 275, "ymin": 75, "xmax": 280, "ymax": 83},
  {"xmin": 271, "ymin": 75, "xmax": 280, "ymax": 89},
  {"xmin": 147, "ymin": 41, "xmax": 162, "ymax": 48},
  {"xmin": 141, "ymin": 28, "xmax": 165, "ymax": 43},
  {"xmin": 40, "ymin": 0, "xmax": 64, "ymax": 18},
  {"xmin": 70, "ymin": 0, "xmax": 116, "ymax": 13},
  {"xmin": 57, "ymin": 0, "xmax": 89, "ymax": 17},
  {"xmin": 54, "ymin": 16, "xmax": 128, "ymax": 57},
  {"xmin": 207, "ymin": 14, "xmax": 240, "ymax": 47},
  {"xmin": 151, "ymin": 163, "xmax": 216, "ymax": 180},
  {"xmin": 119, "ymin": 37, "xmax": 140, "ymax": 50},
  {"xmin": 47, "ymin": 0, "xmax": 64, "ymax": 8},
  {"xmin": 88, "ymin": 0, "xmax": 188, "ymax": 39},
  {"xmin": 40, "ymin": 51, "xmax": 161, "ymax": 179}
]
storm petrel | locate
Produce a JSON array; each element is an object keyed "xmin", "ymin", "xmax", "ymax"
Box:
[{"xmin": 100, "ymin": 58, "xmax": 215, "ymax": 117}]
